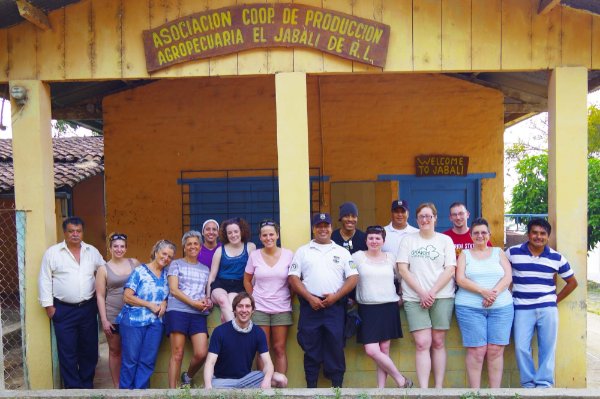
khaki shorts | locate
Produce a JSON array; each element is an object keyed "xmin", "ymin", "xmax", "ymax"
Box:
[
  {"xmin": 252, "ymin": 310, "xmax": 293, "ymax": 326},
  {"xmin": 404, "ymin": 298, "xmax": 454, "ymax": 332}
]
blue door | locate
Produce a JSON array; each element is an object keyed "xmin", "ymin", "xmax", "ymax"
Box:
[{"xmin": 399, "ymin": 177, "xmax": 480, "ymax": 232}]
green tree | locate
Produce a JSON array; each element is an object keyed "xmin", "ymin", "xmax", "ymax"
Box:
[
  {"xmin": 589, "ymin": 157, "xmax": 600, "ymax": 249},
  {"xmin": 589, "ymin": 105, "xmax": 600, "ymax": 155},
  {"xmin": 510, "ymin": 155, "xmax": 600, "ymax": 250},
  {"xmin": 508, "ymin": 104, "xmax": 600, "ymax": 250},
  {"xmin": 509, "ymin": 154, "xmax": 548, "ymax": 215}
]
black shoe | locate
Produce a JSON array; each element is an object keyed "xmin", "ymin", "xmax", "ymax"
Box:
[
  {"xmin": 181, "ymin": 372, "xmax": 192, "ymax": 387},
  {"xmin": 307, "ymin": 380, "xmax": 318, "ymax": 388}
]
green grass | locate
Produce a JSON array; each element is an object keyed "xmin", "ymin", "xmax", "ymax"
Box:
[{"xmin": 588, "ymin": 280, "xmax": 600, "ymax": 315}]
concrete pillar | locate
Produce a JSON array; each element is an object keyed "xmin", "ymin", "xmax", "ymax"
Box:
[
  {"xmin": 275, "ymin": 72, "xmax": 311, "ymax": 250},
  {"xmin": 547, "ymin": 66, "xmax": 587, "ymax": 388},
  {"xmin": 10, "ymin": 80, "xmax": 56, "ymax": 388}
]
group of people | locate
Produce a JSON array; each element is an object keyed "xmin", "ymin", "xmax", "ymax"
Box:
[{"xmin": 37, "ymin": 198, "xmax": 578, "ymax": 390}]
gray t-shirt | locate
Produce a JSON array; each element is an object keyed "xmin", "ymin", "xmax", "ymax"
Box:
[{"xmin": 166, "ymin": 258, "xmax": 210, "ymax": 314}]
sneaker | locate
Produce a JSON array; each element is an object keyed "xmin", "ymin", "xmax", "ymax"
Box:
[{"xmin": 181, "ymin": 372, "xmax": 192, "ymax": 386}]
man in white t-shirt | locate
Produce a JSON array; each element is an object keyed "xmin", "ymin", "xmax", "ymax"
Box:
[
  {"xmin": 382, "ymin": 199, "xmax": 418, "ymax": 254},
  {"xmin": 288, "ymin": 213, "xmax": 359, "ymax": 388}
]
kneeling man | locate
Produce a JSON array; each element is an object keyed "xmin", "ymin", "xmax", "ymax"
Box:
[{"xmin": 204, "ymin": 292, "xmax": 287, "ymax": 389}]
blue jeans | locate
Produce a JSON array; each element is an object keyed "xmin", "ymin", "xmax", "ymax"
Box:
[
  {"xmin": 119, "ymin": 320, "xmax": 164, "ymax": 389},
  {"xmin": 513, "ymin": 307, "xmax": 558, "ymax": 388}
]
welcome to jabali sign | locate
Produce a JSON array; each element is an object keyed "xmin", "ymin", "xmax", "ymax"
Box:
[
  {"xmin": 415, "ymin": 155, "xmax": 469, "ymax": 177},
  {"xmin": 143, "ymin": 3, "xmax": 390, "ymax": 72}
]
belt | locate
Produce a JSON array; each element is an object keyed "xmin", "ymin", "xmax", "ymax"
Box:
[{"xmin": 54, "ymin": 296, "xmax": 95, "ymax": 307}]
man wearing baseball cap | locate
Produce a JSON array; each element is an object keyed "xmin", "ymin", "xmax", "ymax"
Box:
[
  {"xmin": 382, "ymin": 200, "xmax": 418, "ymax": 255},
  {"xmin": 288, "ymin": 213, "xmax": 359, "ymax": 388},
  {"xmin": 331, "ymin": 202, "xmax": 367, "ymax": 254}
]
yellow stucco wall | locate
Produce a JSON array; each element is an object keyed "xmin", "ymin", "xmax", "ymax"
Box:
[
  {"xmin": 1, "ymin": 0, "xmax": 599, "ymax": 82},
  {"xmin": 104, "ymin": 73, "xmax": 508, "ymax": 387}
]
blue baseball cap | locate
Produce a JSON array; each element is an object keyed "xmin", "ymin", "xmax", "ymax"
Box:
[
  {"xmin": 311, "ymin": 213, "xmax": 332, "ymax": 226},
  {"xmin": 391, "ymin": 199, "xmax": 409, "ymax": 211}
]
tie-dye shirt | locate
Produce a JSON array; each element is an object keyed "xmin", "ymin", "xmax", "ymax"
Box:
[{"xmin": 116, "ymin": 264, "xmax": 169, "ymax": 327}]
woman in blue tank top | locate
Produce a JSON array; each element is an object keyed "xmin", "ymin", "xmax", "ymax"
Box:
[
  {"xmin": 207, "ymin": 218, "xmax": 256, "ymax": 323},
  {"xmin": 455, "ymin": 218, "xmax": 513, "ymax": 388}
]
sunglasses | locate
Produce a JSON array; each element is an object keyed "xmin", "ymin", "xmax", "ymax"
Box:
[
  {"xmin": 260, "ymin": 220, "xmax": 277, "ymax": 228},
  {"xmin": 365, "ymin": 225, "xmax": 385, "ymax": 232},
  {"xmin": 109, "ymin": 233, "xmax": 127, "ymax": 241}
]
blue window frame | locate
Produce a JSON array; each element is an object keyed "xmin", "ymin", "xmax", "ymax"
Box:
[{"xmin": 179, "ymin": 169, "xmax": 324, "ymax": 246}]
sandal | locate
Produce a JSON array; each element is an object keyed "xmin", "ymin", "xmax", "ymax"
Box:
[{"xmin": 402, "ymin": 377, "xmax": 413, "ymax": 388}]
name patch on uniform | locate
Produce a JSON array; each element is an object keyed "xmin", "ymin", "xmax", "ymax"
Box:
[{"xmin": 332, "ymin": 256, "xmax": 340, "ymax": 264}]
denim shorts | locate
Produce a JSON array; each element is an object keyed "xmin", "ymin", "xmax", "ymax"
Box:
[
  {"xmin": 211, "ymin": 278, "xmax": 245, "ymax": 294},
  {"xmin": 455, "ymin": 304, "xmax": 514, "ymax": 347},
  {"xmin": 164, "ymin": 310, "xmax": 208, "ymax": 337}
]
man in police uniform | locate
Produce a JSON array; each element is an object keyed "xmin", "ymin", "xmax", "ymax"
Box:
[{"xmin": 288, "ymin": 213, "xmax": 359, "ymax": 388}]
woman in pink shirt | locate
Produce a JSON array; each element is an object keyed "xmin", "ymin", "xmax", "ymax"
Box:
[{"xmin": 243, "ymin": 219, "xmax": 293, "ymax": 375}]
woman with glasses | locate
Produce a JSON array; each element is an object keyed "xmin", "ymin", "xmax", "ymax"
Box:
[
  {"xmin": 165, "ymin": 230, "xmax": 212, "ymax": 388},
  {"xmin": 353, "ymin": 225, "xmax": 412, "ymax": 388},
  {"xmin": 198, "ymin": 219, "xmax": 221, "ymax": 269},
  {"xmin": 207, "ymin": 218, "xmax": 256, "ymax": 323},
  {"xmin": 455, "ymin": 218, "xmax": 513, "ymax": 388},
  {"xmin": 117, "ymin": 239, "xmax": 175, "ymax": 389},
  {"xmin": 243, "ymin": 220, "xmax": 293, "ymax": 376},
  {"xmin": 397, "ymin": 203, "xmax": 456, "ymax": 388},
  {"xmin": 95, "ymin": 233, "xmax": 140, "ymax": 388}
]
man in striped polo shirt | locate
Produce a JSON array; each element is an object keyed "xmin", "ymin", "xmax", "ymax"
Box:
[{"xmin": 505, "ymin": 218, "xmax": 578, "ymax": 388}]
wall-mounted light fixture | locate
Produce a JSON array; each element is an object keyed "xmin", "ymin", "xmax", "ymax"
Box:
[{"xmin": 10, "ymin": 86, "xmax": 28, "ymax": 106}]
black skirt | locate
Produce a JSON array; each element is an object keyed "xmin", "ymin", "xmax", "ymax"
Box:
[{"xmin": 357, "ymin": 301, "xmax": 403, "ymax": 344}]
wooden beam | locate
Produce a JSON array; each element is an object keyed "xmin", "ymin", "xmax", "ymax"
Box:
[
  {"xmin": 51, "ymin": 104, "xmax": 102, "ymax": 120},
  {"xmin": 505, "ymin": 103, "xmax": 548, "ymax": 113},
  {"xmin": 449, "ymin": 73, "xmax": 548, "ymax": 104},
  {"xmin": 505, "ymin": 112, "xmax": 538, "ymax": 127},
  {"xmin": 538, "ymin": 0, "xmax": 562, "ymax": 15},
  {"xmin": 16, "ymin": 0, "xmax": 51, "ymax": 30},
  {"xmin": 562, "ymin": 0, "xmax": 600, "ymax": 16}
]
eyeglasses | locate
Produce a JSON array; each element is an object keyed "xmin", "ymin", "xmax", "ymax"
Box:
[
  {"xmin": 417, "ymin": 215, "xmax": 434, "ymax": 221},
  {"xmin": 450, "ymin": 212, "xmax": 466, "ymax": 217},
  {"xmin": 109, "ymin": 233, "xmax": 127, "ymax": 241}
]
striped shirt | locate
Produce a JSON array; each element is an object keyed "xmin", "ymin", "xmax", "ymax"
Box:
[{"xmin": 505, "ymin": 242, "xmax": 574, "ymax": 310}]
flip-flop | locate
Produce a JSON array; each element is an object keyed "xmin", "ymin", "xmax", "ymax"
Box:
[{"xmin": 402, "ymin": 377, "xmax": 413, "ymax": 388}]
